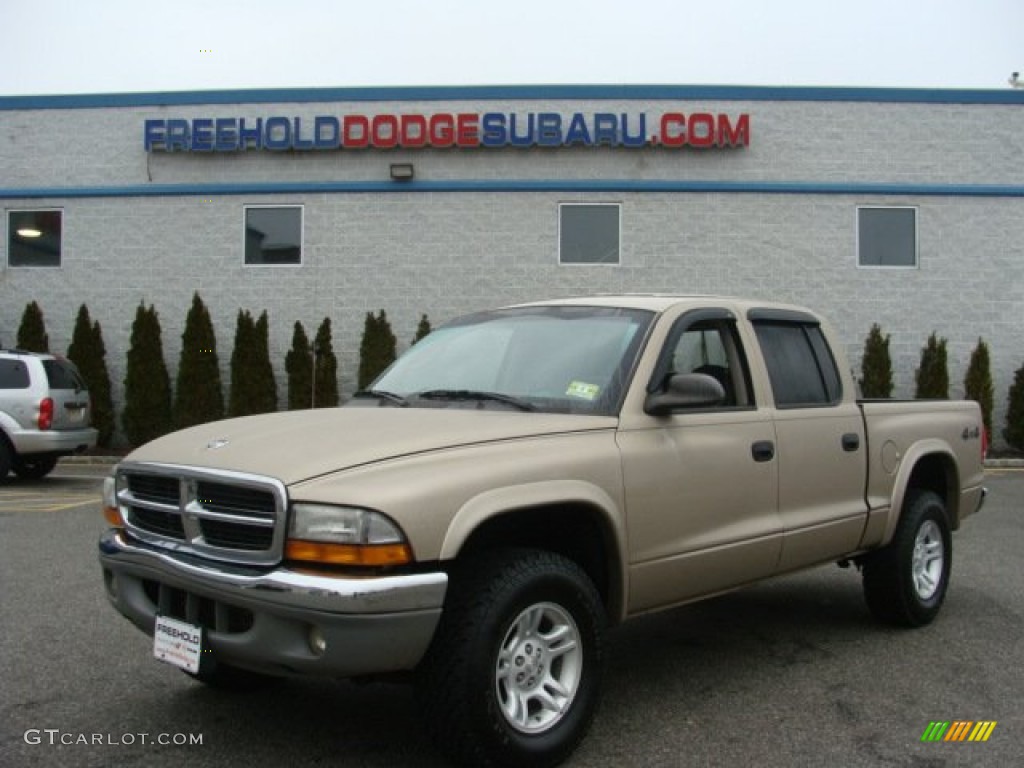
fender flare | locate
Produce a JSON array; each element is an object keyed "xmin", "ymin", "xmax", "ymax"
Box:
[{"xmin": 881, "ymin": 438, "xmax": 959, "ymax": 546}]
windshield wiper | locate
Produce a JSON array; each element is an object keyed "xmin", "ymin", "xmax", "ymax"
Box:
[
  {"xmin": 416, "ymin": 389, "xmax": 537, "ymax": 412},
  {"xmin": 352, "ymin": 389, "xmax": 410, "ymax": 407}
]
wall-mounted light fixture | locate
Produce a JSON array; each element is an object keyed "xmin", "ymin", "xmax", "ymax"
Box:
[{"xmin": 389, "ymin": 163, "xmax": 414, "ymax": 181}]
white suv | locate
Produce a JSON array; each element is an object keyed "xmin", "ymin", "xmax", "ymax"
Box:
[{"xmin": 0, "ymin": 350, "xmax": 98, "ymax": 480}]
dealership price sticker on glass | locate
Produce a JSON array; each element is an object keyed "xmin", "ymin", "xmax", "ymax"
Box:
[{"xmin": 153, "ymin": 616, "xmax": 202, "ymax": 673}]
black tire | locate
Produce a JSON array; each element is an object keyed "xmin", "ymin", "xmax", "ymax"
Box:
[
  {"xmin": 0, "ymin": 440, "xmax": 11, "ymax": 482},
  {"xmin": 863, "ymin": 489, "xmax": 952, "ymax": 627},
  {"xmin": 12, "ymin": 455, "xmax": 59, "ymax": 480},
  {"xmin": 417, "ymin": 549, "xmax": 605, "ymax": 768}
]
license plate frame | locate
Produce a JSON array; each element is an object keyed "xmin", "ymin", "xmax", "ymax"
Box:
[{"xmin": 153, "ymin": 615, "xmax": 203, "ymax": 674}]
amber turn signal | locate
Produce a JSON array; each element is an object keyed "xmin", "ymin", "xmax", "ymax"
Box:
[{"xmin": 285, "ymin": 539, "xmax": 412, "ymax": 567}]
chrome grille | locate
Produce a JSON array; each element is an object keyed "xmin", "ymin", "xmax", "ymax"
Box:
[{"xmin": 117, "ymin": 463, "xmax": 287, "ymax": 566}]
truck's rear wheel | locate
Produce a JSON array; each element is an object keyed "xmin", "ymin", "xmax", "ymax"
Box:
[
  {"xmin": 863, "ymin": 489, "xmax": 951, "ymax": 627},
  {"xmin": 417, "ymin": 549, "xmax": 605, "ymax": 768}
]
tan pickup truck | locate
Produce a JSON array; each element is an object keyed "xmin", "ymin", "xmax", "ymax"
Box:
[{"xmin": 99, "ymin": 295, "xmax": 987, "ymax": 768}]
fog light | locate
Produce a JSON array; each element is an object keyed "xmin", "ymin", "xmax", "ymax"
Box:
[{"xmin": 308, "ymin": 626, "xmax": 326, "ymax": 656}]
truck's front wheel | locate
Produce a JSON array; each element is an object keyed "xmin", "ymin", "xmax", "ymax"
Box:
[
  {"xmin": 418, "ymin": 549, "xmax": 605, "ymax": 768},
  {"xmin": 862, "ymin": 489, "xmax": 952, "ymax": 627}
]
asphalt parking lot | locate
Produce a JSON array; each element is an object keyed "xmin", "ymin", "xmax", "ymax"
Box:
[{"xmin": 1, "ymin": 468, "xmax": 1022, "ymax": 767}]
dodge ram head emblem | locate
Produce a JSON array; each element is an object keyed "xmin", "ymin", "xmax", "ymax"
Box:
[{"xmin": 206, "ymin": 438, "xmax": 230, "ymax": 450}]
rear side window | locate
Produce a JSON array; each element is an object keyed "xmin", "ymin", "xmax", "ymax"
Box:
[
  {"xmin": 0, "ymin": 359, "xmax": 31, "ymax": 389},
  {"xmin": 753, "ymin": 322, "xmax": 842, "ymax": 408},
  {"xmin": 42, "ymin": 360, "xmax": 86, "ymax": 391}
]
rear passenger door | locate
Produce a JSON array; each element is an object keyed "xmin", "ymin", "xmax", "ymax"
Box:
[{"xmin": 749, "ymin": 311, "xmax": 868, "ymax": 571}]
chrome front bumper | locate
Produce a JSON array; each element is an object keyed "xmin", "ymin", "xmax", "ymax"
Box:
[{"xmin": 98, "ymin": 529, "xmax": 447, "ymax": 678}]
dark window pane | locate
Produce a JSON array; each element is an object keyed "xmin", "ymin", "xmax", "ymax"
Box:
[
  {"xmin": 559, "ymin": 204, "xmax": 620, "ymax": 264},
  {"xmin": 754, "ymin": 323, "xmax": 829, "ymax": 407},
  {"xmin": 8, "ymin": 210, "xmax": 62, "ymax": 267},
  {"xmin": 245, "ymin": 207, "xmax": 302, "ymax": 265},
  {"xmin": 43, "ymin": 359, "xmax": 86, "ymax": 390},
  {"xmin": 858, "ymin": 207, "xmax": 916, "ymax": 267},
  {"xmin": 0, "ymin": 359, "xmax": 31, "ymax": 389}
]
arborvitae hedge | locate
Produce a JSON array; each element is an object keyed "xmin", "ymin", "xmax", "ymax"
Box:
[
  {"xmin": 915, "ymin": 332, "xmax": 949, "ymax": 399},
  {"xmin": 66, "ymin": 304, "xmax": 115, "ymax": 447},
  {"xmin": 413, "ymin": 314, "xmax": 431, "ymax": 345},
  {"xmin": 358, "ymin": 310, "xmax": 397, "ymax": 390},
  {"xmin": 313, "ymin": 318, "xmax": 339, "ymax": 407},
  {"xmin": 859, "ymin": 323, "xmax": 894, "ymax": 398},
  {"xmin": 1004, "ymin": 363, "xmax": 1024, "ymax": 451},
  {"xmin": 122, "ymin": 303, "xmax": 172, "ymax": 446},
  {"xmin": 17, "ymin": 301, "xmax": 49, "ymax": 352},
  {"xmin": 174, "ymin": 292, "xmax": 224, "ymax": 429},
  {"xmin": 252, "ymin": 311, "xmax": 277, "ymax": 414},
  {"xmin": 285, "ymin": 321, "xmax": 313, "ymax": 410},
  {"xmin": 964, "ymin": 338, "xmax": 994, "ymax": 438}
]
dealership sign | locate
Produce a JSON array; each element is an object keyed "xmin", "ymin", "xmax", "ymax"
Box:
[{"xmin": 143, "ymin": 111, "xmax": 750, "ymax": 152}]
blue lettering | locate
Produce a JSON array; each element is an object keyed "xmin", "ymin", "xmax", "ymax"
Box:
[
  {"xmin": 191, "ymin": 118, "xmax": 214, "ymax": 151},
  {"xmin": 537, "ymin": 113, "xmax": 562, "ymax": 146},
  {"xmin": 166, "ymin": 119, "xmax": 190, "ymax": 151},
  {"xmin": 593, "ymin": 113, "xmax": 618, "ymax": 146},
  {"xmin": 293, "ymin": 117, "xmax": 315, "ymax": 149},
  {"xmin": 480, "ymin": 113, "xmax": 507, "ymax": 146},
  {"xmin": 509, "ymin": 113, "xmax": 535, "ymax": 147},
  {"xmin": 621, "ymin": 113, "xmax": 646, "ymax": 147},
  {"xmin": 314, "ymin": 116, "xmax": 340, "ymax": 149},
  {"xmin": 264, "ymin": 116, "xmax": 291, "ymax": 150},
  {"xmin": 238, "ymin": 118, "xmax": 262, "ymax": 150},
  {"xmin": 215, "ymin": 118, "xmax": 238, "ymax": 150},
  {"xmin": 144, "ymin": 119, "xmax": 166, "ymax": 151},
  {"xmin": 563, "ymin": 113, "xmax": 592, "ymax": 146}
]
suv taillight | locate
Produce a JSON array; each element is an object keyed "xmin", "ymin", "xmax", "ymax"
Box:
[{"xmin": 38, "ymin": 397, "xmax": 54, "ymax": 430}]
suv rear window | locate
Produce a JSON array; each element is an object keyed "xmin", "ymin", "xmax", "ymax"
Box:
[
  {"xmin": 0, "ymin": 359, "xmax": 31, "ymax": 389},
  {"xmin": 42, "ymin": 359, "xmax": 87, "ymax": 391}
]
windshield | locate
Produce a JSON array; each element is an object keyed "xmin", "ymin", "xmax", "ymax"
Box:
[{"xmin": 369, "ymin": 305, "xmax": 653, "ymax": 415}]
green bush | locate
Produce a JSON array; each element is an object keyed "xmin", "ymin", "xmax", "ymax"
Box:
[
  {"xmin": 963, "ymin": 338, "xmax": 994, "ymax": 438},
  {"xmin": 915, "ymin": 332, "xmax": 949, "ymax": 399},
  {"xmin": 313, "ymin": 318, "xmax": 339, "ymax": 408},
  {"xmin": 413, "ymin": 314, "xmax": 432, "ymax": 345},
  {"xmin": 252, "ymin": 311, "xmax": 277, "ymax": 414},
  {"xmin": 228, "ymin": 310, "xmax": 256, "ymax": 417},
  {"xmin": 174, "ymin": 292, "xmax": 224, "ymax": 429},
  {"xmin": 358, "ymin": 310, "xmax": 397, "ymax": 390},
  {"xmin": 17, "ymin": 301, "xmax": 49, "ymax": 352},
  {"xmin": 122, "ymin": 303, "xmax": 172, "ymax": 446},
  {"xmin": 1004, "ymin": 363, "xmax": 1024, "ymax": 451},
  {"xmin": 285, "ymin": 321, "xmax": 313, "ymax": 410},
  {"xmin": 67, "ymin": 304, "xmax": 115, "ymax": 447},
  {"xmin": 859, "ymin": 323, "xmax": 893, "ymax": 398}
]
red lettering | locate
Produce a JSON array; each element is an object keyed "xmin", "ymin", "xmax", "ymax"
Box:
[
  {"xmin": 660, "ymin": 113, "xmax": 686, "ymax": 147},
  {"xmin": 343, "ymin": 115, "xmax": 368, "ymax": 148},
  {"xmin": 371, "ymin": 115, "xmax": 399, "ymax": 148},
  {"xmin": 400, "ymin": 114, "xmax": 427, "ymax": 147},
  {"xmin": 717, "ymin": 113, "xmax": 750, "ymax": 147},
  {"xmin": 429, "ymin": 114, "xmax": 455, "ymax": 147},
  {"xmin": 688, "ymin": 113, "xmax": 715, "ymax": 147},
  {"xmin": 456, "ymin": 113, "xmax": 479, "ymax": 147}
]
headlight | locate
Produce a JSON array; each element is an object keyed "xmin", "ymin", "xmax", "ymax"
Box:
[{"xmin": 285, "ymin": 503, "xmax": 412, "ymax": 566}]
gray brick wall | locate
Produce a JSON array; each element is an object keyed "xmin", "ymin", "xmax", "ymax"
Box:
[{"xmin": 2, "ymin": 91, "xmax": 1022, "ymax": 446}]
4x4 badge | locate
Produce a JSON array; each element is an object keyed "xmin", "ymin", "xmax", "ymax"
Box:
[{"xmin": 206, "ymin": 438, "xmax": 229, "ymax": 450}]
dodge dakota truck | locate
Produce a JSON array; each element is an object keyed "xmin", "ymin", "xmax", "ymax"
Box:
[{"xmin": 98, "ymin": 295, "xmax": 987, "ymax": 767}]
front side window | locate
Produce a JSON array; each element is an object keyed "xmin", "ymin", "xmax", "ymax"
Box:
[
  {"xmin": 559, "ymin": 203, "xmax": 620, "ymax": 265},
  {"xmin": 8, "ymin": 209, "xmax": 62, "ymax": 268},
  {"xmin": 244, "ymin": 206, "xmax": 302, "ymax": 265},
  {"xmin": 651, "ymin": 317, "xmax": 754, "ymax": 408},
  {"xmin": 857, "ymin": 206, "xmax": 917, "ymax": 268}
]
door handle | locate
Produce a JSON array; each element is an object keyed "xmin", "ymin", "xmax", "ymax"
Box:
[
  {"xmin": 751, "ymin": 440, "xmax": 775, "ymax": 463},
  {"xmin": 842, "ymin": 433, "xmax": 860, "ymax": 452}
]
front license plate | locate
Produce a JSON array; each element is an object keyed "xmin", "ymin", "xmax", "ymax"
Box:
[{"xmin": 153, "ymin": 615, "xmax": 202, "ymax": 674}]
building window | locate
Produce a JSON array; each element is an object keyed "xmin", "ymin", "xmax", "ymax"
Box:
[
  {"xmin": 857, "ymin": 206, "xmax": 917, "ymax": 268},
  {"xmin": 8, "ymin": 209, "xmax": 62, "ymax": 267},
  {"xmin": 559, "ymin": 203, "xmax": 620, "ymax": 265},
  {"xmin": 244, "ymin": 205, "xmax": 303, "ymax": 265}
]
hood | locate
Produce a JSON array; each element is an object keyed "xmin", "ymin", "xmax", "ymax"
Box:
[{"xmin": 123, "ymin": 406, "xmax": 617, "ymax": 485}]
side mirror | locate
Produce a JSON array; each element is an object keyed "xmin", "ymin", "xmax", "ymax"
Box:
[{"xmin": 644, "ymin": 373, "xmax": 726, "ymax": 416}]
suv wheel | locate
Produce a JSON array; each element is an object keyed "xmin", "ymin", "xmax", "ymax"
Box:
[
  {"xmin": 13, "ymin": 455, "xmax": 59, "ymax": 480},
  {"xmin": 0, "ymin": 440, "xmax": 11, "ymax": 481},
  {"xmin": 418, "ymin": 549, "xmax": 605, "ymax": 768}
]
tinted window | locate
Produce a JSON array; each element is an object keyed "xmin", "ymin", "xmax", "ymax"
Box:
[
  {"xmin": 245, "ymin": 206, "xmax": 303, "ymax": 265},
  {"xmin": 559, "ymin": 204, "xmax": 620, "ymax": 265},
  {"xmin": 0, "ymin": 359, "xmax": 30, "ymax": 389},
  {"xmin": 754, "ymin": 323, "xmax": 840, "ymax": 408},
  {"xmin": 8, "ymin": 209, "xmax": 62, "ymax": 267},
  {"xmin": 858, "ymin": 207, "xmax": 916, "ymax": 267},
  {"xmin": 43, "ymin": 360, "xmax": 86, "ymax": 391}
]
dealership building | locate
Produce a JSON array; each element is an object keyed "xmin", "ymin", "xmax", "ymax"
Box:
[{"xmin": 1, "ymin": 85, "xmax": 1022, "ymax": 443}]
